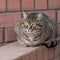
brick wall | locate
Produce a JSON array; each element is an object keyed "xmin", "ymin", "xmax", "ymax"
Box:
[
  {"xmin": 0, "ymin": 0, "xmax": 60, "ymax": 42},
  {"xmin": 0, "ymin": 0, "xmax": 60, "ymax": 60}
]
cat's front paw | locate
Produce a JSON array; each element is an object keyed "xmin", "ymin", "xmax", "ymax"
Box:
[{"xmin": 46, "ymin": 40, "xmax": 58, "ymax": 48}]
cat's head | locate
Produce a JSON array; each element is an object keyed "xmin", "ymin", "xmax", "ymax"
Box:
[{"xmin": 22, "ymin": 12, "xmax": 43, "ymax": 32}]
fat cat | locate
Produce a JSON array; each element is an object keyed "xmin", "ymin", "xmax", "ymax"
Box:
[{"xmin": 15, "ymin": 12, "xmax": 59, "ymax": 48}]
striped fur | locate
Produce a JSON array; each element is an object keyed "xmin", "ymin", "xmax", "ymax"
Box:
[{"xmin": 14, "ymin": 12, "xmax": 59, "ymax": 48}]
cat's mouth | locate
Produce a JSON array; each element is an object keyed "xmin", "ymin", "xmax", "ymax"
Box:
[{"xmin": 23, "ymin": 31, "xmax": 42, "ymax": 42}]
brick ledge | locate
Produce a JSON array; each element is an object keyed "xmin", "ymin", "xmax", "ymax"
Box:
[{"xmin": 0, "ymin": 41, "xmax": 38, "ymax": 60}]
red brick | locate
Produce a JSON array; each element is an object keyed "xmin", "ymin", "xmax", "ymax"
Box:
[
  {"xmin": 5, "ymin": 27, "xmax": 17, "ymax": 42},
  {"xmin": 43, "ymin": 47, "xmax": 48, "ymax": 60},
  {"xmin": 22, "ymin": 0, "xmax": 34, "ymax": 10},
  {"xmin": 40, "ymin": 10, "xmax": 56, "ymax": 20},
  {"xmin": 7, "ymin": 0, "xmax": 20, "ymax": 11},
  {"xmin": 0, "ymin": 29, "xmax": 3, "ymax": 43},
  {"xmin": 57, "ymin": 24, "xmax": 60, "ymax": 36},
  {"xmin": 30, "ymin": 50, "xmax": 36, "ymax": 60},
  {"xmin": 48, "ymin": 0, "xmax": 60, "ymax": 9},
  {"xmin": 15, "ymin": 59, "xmax": 21, "ymax": 60},
  {"xmin": 0, "ymin": 42, "xmax": 37, "ymax": 60},
  {"xmin": 58, "ymin": 43, "xmax": 60, "ymax": 53},
  {"xmin": 58, "ymin": 43, "xmax": 60, "ymax": 60},
  {"xmin": 36, "ymin": 46, "xmax": 43, "ymax": 60},
  {"xmin": 57, "ymin": 11, "xmax": 60, "ymax": 23},
  {"xmin": 0, "ymin": 0, "xmax": 6, "ymax": 12},
  {"xmin": 14, "ymin": 57, "xmax": 21, "ymax": 60},
  {"xmin": 22, "ymin": 54, "xmax": 29, "ymax": 60},
  {"xmin": 48, "ymin": 48, "xmax": 55, "ymax": 60},
  {"xmin": 35, "ymin": 0, "xmax": 47, "ymax": 10},
  {"xmin": 55, "ymin": 44, "xmax": 59, "ymax": 57},
  {"xmin": 53, "ymin": 56, "xmax": 60, "ymax": 60},
  {"xmin": 0, "ymin": 12, "xmax": 21, "ymax": 27}
]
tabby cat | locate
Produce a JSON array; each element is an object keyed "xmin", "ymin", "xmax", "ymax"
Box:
[{"xmin": 14, "ymin": 12, "xmax": 59, "ymax": 48}]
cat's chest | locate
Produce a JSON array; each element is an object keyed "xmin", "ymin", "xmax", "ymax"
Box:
[{"xmin": 22, "ymin": 30, "xmax": 41, "ymax": 41}]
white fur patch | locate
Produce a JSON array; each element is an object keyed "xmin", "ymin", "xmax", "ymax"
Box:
[{"xmin": 29, "ymin": 37, "xmax": 33, "ymax": 41}]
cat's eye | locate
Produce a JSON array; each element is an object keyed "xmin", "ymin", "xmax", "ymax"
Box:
[
  {"xmin": 24, "ymin": 25, "xmax": 28, "ymax": 28},
  {"xmin": 36, "ymin": 24, "xmax": 43, "ymax": 27}
]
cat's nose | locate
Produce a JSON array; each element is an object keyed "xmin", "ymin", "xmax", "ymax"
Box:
[
  {"xmin": 27, "ymin": 25, "xmax": 32, "ymax": 32},
  {"xmin": 29, "ymin": 25, "xmax": 32, "ymax": 29},
  {"xmin": 26, "ymin": 29, "xmax": 31, "ymax": 32},
  {"xmin": 28, "ymin": 27, "xmax": 31, "ymax": 31}
]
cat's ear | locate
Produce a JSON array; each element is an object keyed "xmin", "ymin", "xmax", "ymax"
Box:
[
  {"xmin": 37, "ymin": 13, "xmax": 43, "ymax": 20},
  {"xmin": 23, "ymin": 11, "xmax": 28, "ymax": 19}
]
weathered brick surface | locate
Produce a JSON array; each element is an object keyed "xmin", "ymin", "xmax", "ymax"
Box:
[
  {"xmin": 0, "ymin": 42, "xmax": 60, "ymax": 60},
  {"xmin": 48, "ymin": 48, "xmax": 55, "ymax": 60},
  {"xmin": 57, "ymin": 24, "xmax": 60, "ymax": 36},
  {"xmin": 36, "ymin": 46, "xmax": 43, "ymax": 60},
  {"xmin": 57, "ymin": 11, "xmax": 60, "ymax": 23},
  {"xmin": 22, "ymin": 54, "xmax": 29, "ymax": 60},
  {"xmin": 53, "ymin": 43, "xmax": 60, "ymax": 60},
  {"xmin": 0, "ymin": 29, "xmax": 3, "ymax": 43},
  {"xmin": 7, "ymin": 0, "xmax": 20, "ymax": 11},
  {"xmin": 5, "ymin": 27, "xmax": 17, "ymax": 42},
  {"xmin": 0, "ymin": 41, "xmax": 60, "ymax": 60},
  {"xmin": 0, "ymin": 42, "xmax": 37, "ymax": 60},
  {"xmin": 30, "ymin": 50, "xmax": 37, "ymax": 60},
  {"xmin": 0, "ymin": 0, "xmax": 6, "ymax": 12},
  {"xmin": 48, "ymin": 0, "xmax": 60, "ymax": 9},
  {"xmin": 22, "ymin": 0, "xmax": 34, "ymax": 10},
  {"xmin": 43, "ymin": 47, "xmax": 48, "ymax": 60},
  {"xmin": 40, "ymin": 10, "xmax": 56, "ymax": 20},
  {"xmin": 0, "ymin": 12, "xmax": 21, "ymax": 27},
  {"xmin": 35, "ymin": 0, "xmax": 47, "ymax": 10},
  {"xmin": 14, "ymin": 58, "xmax": 21, "ymax": 60},
  {"xmin": 54, "ymin": 57, "xmax": 60, "ymax": 60},
  {"xmin": 55, "ymin": 45, "xmax": 59, "ymax": 57}
]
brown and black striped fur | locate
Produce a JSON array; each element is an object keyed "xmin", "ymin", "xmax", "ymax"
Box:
[{"xmin": 15, "ymin": 12, "xmax": 59, "ymax": 48}]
